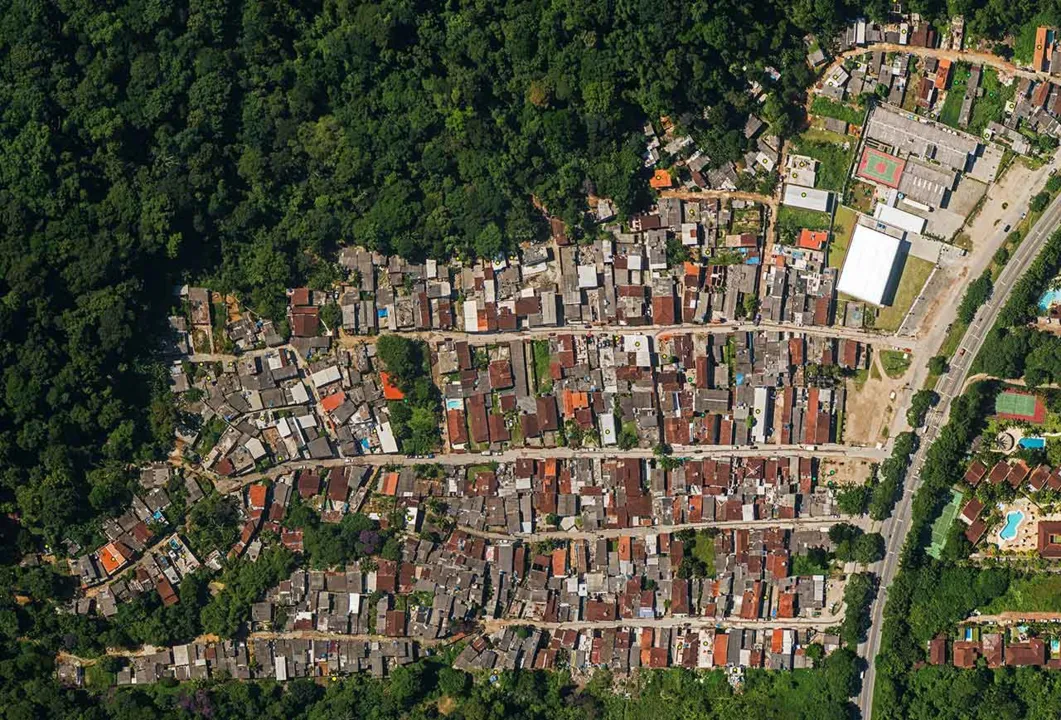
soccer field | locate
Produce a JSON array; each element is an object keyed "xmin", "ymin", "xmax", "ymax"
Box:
[{"xmin": 857, "ymin": 146, "xmax": 905, "ymax": 188}]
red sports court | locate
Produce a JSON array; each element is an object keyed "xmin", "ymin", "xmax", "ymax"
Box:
[{"xmin": 856, "ymin": 146, "xmax": 905, "ymax": 188}]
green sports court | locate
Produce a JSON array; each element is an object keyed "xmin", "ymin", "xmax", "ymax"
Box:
[
  {"xmin": 995, "ymin": 390, "xmax": 1046, "ymax": 423},
  {"xmin": 857, "ymin": 146, "xmax": 905, "ymax": 188},
  {"xmin": 926, "ymin": 489, "xmax": 963, "ymax": 559}
]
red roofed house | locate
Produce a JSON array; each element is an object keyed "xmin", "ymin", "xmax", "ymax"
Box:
[
  {"xmin": 650, "ymin": 169, "xmax": 673, "ymax": 189},
  {"xmin": 797, "ymin": 229, "xmax": 828, "ymax": 251},
  {"xmin": 958, "ymin": 498, "xmax": 983, "ymax": 525},
  {"xmin": 379, "ymin": 372, "xmax": 405, "ymax": 400},
  {"xmin": 97, "ymin": 542, "xmax": 128, "ymax": 576},
  {"xmin": 321, "ymin": 392, "xmax": 346, "ymax": 414},
  {"xmin": 1035, "ymin": 26, "xmax": 1051, "ymax": 72},
  {"xmin": 964, "ymin": 460, "xmax": 988, "ymax": 487},
  {"xmin": 713, "ymin": 632, "xmax": 729, "ymax": 667},
  {"xmin": 1038, "ymin": 521, "xmax": 1061, "ymax": 558},
  {"xmin": 247, "ymin": 483, "xmax": 268, "ymax": 511},
  {"xmin": 965, "ymin": 518, "xmax": 986, "ymax": 545},
  {"xmin": 447, "ymin": 409, "xmax": 469, "ymax": 448},
  {"xmin": 1006, "ymin": 638, "xmax": 1045, "ymax": 666},
  {"xmin": 952, "ymin": 641, "xmax": 981, "ymax": 668},
  {"xmin": 928, "ymin": 637, "xmax": 946, "ymax": 665}
]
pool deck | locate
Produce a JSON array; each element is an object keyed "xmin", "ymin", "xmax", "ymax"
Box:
[
  {"xmin": 991, "ymin": 498, "xmax": 1039, "ymax": 553},
  {"xmin": 999, "ymin": 510, "xmax": 1025, "ymax": 542}
]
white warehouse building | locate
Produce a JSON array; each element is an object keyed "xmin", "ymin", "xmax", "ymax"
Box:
[{"xmin": 836, "ymin": 224, "xmax": 904, "ymax": 306}]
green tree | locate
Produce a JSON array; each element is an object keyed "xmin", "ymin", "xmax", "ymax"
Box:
[{"xmin": 928, "ymin": 355, "xmax": 948, "ymax": 376}]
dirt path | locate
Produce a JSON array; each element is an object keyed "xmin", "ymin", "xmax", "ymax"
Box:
[
  {"xmin": 658, "ymin": 189, "xmax": 776, "ymax": 207},
  {"xmin": 823, "ymin": 43, "xmax": 1049, "ymax": 87},
  {"xmin": 963, "ymin": 611, "xmax": 1061, "ymax": 625},
  {"xmin": 961, "ymin": 372, "xmax": 1061, "ymax": 394}
]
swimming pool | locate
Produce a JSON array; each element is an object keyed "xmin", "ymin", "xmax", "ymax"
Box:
[
  {"xmin": 999, "ymin": 510, "xmax": 1025, "ymax": 542},
  {"xmin": 1019, "ymin": 437, "xmax": 1047, "ymax": 449},
  {"xmin": 1039, "ymin": 288, "xmax": 1061, "ymax": 312},
  {"xmin": 445, "ymin": 398, "xmax": 464, "ymax": 411}
]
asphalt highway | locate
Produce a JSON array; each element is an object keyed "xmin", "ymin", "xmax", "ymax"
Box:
[{"xmin": 856, "ymin": 187, "xmax": 1061, "ymax": 718}]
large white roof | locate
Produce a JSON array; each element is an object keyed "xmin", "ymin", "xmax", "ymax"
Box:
[
  {"xmin": 873, "ymin": 202, "xmax": 926, "ymax": 235},
  {"xmin": 782, "ymin": 184, "xmax": 832, "ymax": 212},
  {"xmin": 836, "ymin": 223, "xmax": 903, "ymax": 306}
]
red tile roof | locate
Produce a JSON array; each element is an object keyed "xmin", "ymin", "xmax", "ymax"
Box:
[{"xmin": 379, "ymin": 372, "xmax": 405, "ymax": 400}]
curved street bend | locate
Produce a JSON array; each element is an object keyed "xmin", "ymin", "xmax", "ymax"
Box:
[{"xmin": 856, "ymin": 187, "xmax": 1061, "ymax": 718}]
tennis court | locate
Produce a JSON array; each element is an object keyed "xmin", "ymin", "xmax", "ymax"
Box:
[
  {"xmin": 995, "ymin": 390, "xmax": 1045, "ymax": 422},
  {"xmin": 927, "ymin": 489, "xmax": 963, "ymax": 559},
  {"xmin": 857, "ymin": 146, "xmax": 906, "ymax": 188}
]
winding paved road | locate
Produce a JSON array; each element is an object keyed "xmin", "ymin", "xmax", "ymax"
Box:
[{"xmin": 856, "ymin": 182, "xmax": 1061, "ymax": 718}]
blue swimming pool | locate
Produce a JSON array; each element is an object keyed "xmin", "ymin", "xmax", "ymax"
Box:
[
  {"xmin": 1020, "ymin": 437, "xmax": 1047, "ymax": 449},
  {"xmin": 1039, "ymin": 288, "xmax": 1061, "ymax": 312},
  {"xmin": 999, "ymin": 510, "xmax": 1025, "ymax": 542}
]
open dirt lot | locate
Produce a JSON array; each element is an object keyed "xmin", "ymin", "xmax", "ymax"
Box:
[
  {"xmin": 819, "ymin": 456, "xmax": 875, "ymax": 486},
  {"xmin": 843, "ymin": 350, "xmax": 910, "ymax": 445}
]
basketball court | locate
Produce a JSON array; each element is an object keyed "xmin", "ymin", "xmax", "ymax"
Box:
[{"xmin": 857, "ymin": 146, "xmax": 905, "ymax": 188}]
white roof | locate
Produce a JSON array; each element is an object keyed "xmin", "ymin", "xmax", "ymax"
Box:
[
  {"xmin": 836, "ymin": 224, "xmax": 903, "ymax": 305},
  {"xmin": 599, "ymin": 412, "xmax": 617, "ymax": 445},
  {"xmin": 289, "ymin": 381, "xmax": 310, "ymax": 404},
  {"xmin": 578, "ymin": 265, "xmax": 599, "ymax": 289},
  {"xmin": 873, "ymin": 202, "xmax": 926, "ymax": 235},
  {"xmin": 462, "ymin": 298, "xmax": 481, "ymax": 332},
  {"xmin": 623, "ymin": 334, "xmax": 651, "ymax": 353},
  {"xmin": 245, "ymin": 437, "xmax": 267, "ymax": 460},
  {"xmin": 378, "ymin": 421, "xmax": 399, "ymax": 454},
  {"xmin": 782, "ymin": 184, "xmax": 832, "ymax": 212},
  {"xmin": 681, "ymin": 223, "xmax": 699, "ymax": 246},
  {"xmin": 310, "ymin": 366, "xmax": 341, "ymax": 389}
]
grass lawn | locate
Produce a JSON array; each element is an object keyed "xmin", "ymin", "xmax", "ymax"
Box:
[
  {"xmin": 465, "ymin": 463, "xmax": 497, "ymax": 478},
  {"xmin": 938, "ymin": 63, "xmax": 970, "ymax": 128},
  {"xmin": 901, "ymin": 77, "xmax": 920, "ymax": 112},
  {"xmin": 85, "ymin": 663, "xmax": 115, "ymax": 689},
  {"xmin": 879, "ymin": 350, "xmax": 912, "ymax": 379},
  {"xmin": 852, "ymin": 367, "xmax": 869, "ymax": 391},
  {"xmin": 776, "ymin": 205, "xmax": 832, "ymax": 245},
  {"xmin": 982, "ymin": 574, "xmax": 1061, "ymax": 613},
  {"xmin": 846, "ymin": 180, "xmax": 876, "ymax": 214},
  {"xmin": 691, "ymin": 532, "xmax": 717, "ymax": 577},
  {"xmin": 1013, "ymin": 13, "xmax": 1056, "ymax": 64},
  {"xmin": 195, "ymin": 415, "xmax": 227, "ymax": 455},
  {"xmin": 871, "ymin": 256, "xmax": 935, "ymax": 332},
  {"xmin": 532, "ymin": 339, "xmax": 552, "ymax": 394},
  {"xmin": 778, "ymin": 205, "xmax": 831, "ymax": 230},
  {"xmin": 731, "ymin": 205, "xmax": 763, "ymax": 234},
  {"xmin": 810, "ymin": 96, "xmax": 864, "ymax": 126},
  {"xmin": 829, "ymin": 205, "xmax": 858, "ymax": 269},
  {"xmin": 794, "ymin": 131, "xmax": 856, "ymax": 191},
  {"xmin": 969, "ymin": 67, "xmax": 1015, "ymax": 136}
]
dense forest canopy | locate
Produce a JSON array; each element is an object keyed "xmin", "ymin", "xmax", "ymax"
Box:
[
  {"xmin": 5, "ymin": 0, "xmax": 1061, "ymax": 713},
  {"xmin": 0, "ymin": 0, "xmax": 865, "ymax": 549}
]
